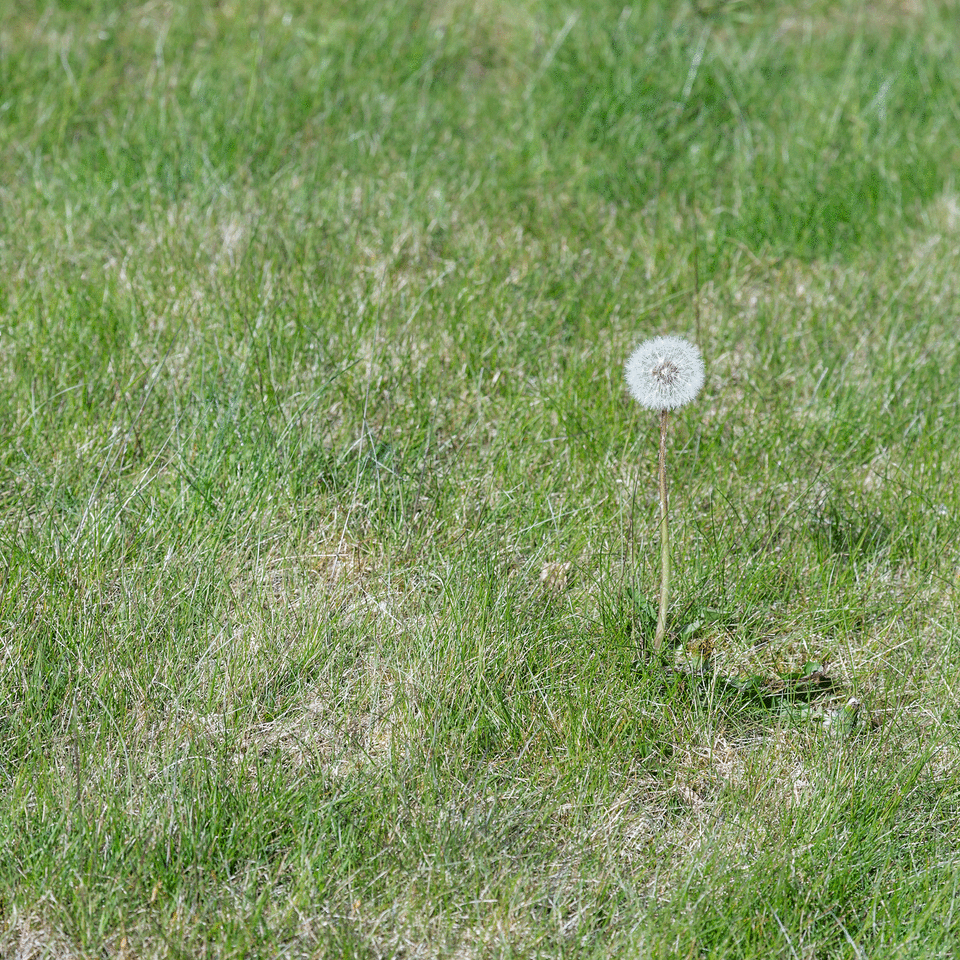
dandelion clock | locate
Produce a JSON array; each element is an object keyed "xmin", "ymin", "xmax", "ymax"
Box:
[{"xmin": 624, "ymin": 335, "xmax": 705, "ymax": 653}]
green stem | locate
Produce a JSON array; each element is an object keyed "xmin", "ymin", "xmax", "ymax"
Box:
[{"xmin": 655, "ymin": 409, "xmax": 670, "ymax": 653}]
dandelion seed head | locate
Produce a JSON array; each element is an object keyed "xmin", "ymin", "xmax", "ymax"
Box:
[{"xmin": 625, "ymin": 335, "xmax": 705, "ymax": 410}]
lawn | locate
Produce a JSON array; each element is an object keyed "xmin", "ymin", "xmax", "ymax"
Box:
[{"xmin": 3, "ymin": 0, "xmax": 960, "ymax": 956}]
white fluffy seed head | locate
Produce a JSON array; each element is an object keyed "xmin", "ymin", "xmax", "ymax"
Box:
[{"xmin": 624, "ymin": 335, "xmax": 705, "ymax": 410}]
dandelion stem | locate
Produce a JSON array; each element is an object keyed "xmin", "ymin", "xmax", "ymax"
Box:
[{"xmin": 655, "ymin": 408, "xmax": 670, "ymax": 652}]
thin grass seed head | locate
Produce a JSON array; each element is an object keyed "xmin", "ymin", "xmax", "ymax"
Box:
[{"xmin": 625, "ymin": 335, "xmax": 705, "ymax": 411}]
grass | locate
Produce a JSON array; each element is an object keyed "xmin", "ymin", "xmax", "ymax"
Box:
[{"xmin": 3, "ymin": 0, "xmax": 960, "ymax": 955}]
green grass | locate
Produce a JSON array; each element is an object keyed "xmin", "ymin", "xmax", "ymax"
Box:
[{"xmin": 3, "ymin": 0, "xmax": 960, "ymax": 956}]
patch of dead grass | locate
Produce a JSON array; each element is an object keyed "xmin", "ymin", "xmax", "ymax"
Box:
[
  {"xmin": 0, "ymin": 909, "xmax": 80, "ymax": 960},
  {"xmin": 774, "ymin": 0, "xmax": 955, "ymax": 40}
]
